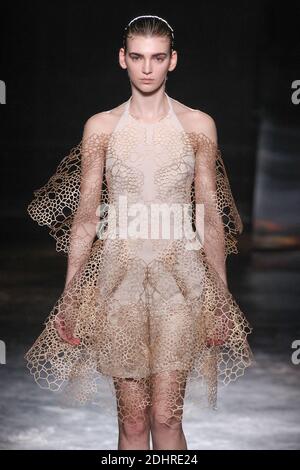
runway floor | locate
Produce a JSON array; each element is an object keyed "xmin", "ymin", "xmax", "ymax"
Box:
[{"xmin": 1, "ymin": 244, "xmax": 299, "ymax": 450}]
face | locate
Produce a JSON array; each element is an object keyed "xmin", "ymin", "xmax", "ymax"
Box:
[{"xmin": 119, "ymin": 34, "xmax": 177, "ymax": 91}]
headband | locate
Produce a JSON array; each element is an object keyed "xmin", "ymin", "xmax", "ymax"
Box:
[{"xmin": 124, "ymin": 15, "xmax": 174, "ymax": 39}]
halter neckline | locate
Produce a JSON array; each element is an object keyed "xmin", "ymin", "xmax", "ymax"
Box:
[{"xmin": 126, "ymin": 92, "xmax": 173, "ymax": 126}]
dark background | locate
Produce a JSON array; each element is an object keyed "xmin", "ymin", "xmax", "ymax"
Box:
[
  {"xmin": 1, "ymin": 0, "xmax": 299, "ymax": 246},
  {"xmin": 1, "ymin": 0, "xmax": 300, "ymax": 450}
]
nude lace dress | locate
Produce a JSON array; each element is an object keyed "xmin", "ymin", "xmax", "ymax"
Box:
[{"xmin": 25, "ymin": 92, "xmax": 254, "ymax": 425}]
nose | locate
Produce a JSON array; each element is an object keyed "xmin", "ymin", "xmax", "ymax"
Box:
[{"xmin": 142, "ymin": 60, "xmax": 152, "ymax": 75}]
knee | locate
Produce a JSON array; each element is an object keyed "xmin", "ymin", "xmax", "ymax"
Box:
[
  {"xmin": 119, "ymin": 416, "xmax": 150, "ymax": 439},
  {"xmin": 150, "ymin": 409, "xmax": 183, "ymax": 433}
]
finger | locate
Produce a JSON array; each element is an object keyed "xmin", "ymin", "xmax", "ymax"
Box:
[{"xmin": 64, "ymin": 333, "xmax": 80, "ymax": 345}]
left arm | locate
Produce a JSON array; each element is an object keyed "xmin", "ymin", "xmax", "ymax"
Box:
[{"xmin": 194, "ymin": 115, "xmax": 228, "ymax": 288}]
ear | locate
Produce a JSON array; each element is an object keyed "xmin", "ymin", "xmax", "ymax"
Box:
[
  {"xmin": 169, "ymin": 49, "xmax": 178, "ymax": 72},
  {"xmin": 119, "ymin": 48, "xmax": 127, "ymax": 70}
]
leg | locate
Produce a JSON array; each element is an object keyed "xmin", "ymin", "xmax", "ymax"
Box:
[
  {"xmin": 113, "ymin": 376, "xmax": 151, "ymax": 450},
  {"xmin": 150, "ymin": 370, "xmax": 188, "ymax": 450}
]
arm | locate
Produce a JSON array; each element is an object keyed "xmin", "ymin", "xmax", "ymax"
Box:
[
  {"xmin": 194, "ymin": 116, "xmax": 228, "ymax": 288},
  {"xmin": 26, "ymin": 115, "xmax": 110, "ymax": 345},
  {"xmin": 64, "ymin": 117, "xmax": 108, "ymax": 288}
]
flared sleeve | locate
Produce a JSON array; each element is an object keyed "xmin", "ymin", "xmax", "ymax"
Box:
[
  {"xmin": 191, "ymin": 131, "xmax": 243, "ymax": 286},
  {"xmin": 27, "ymin": 131, "xmax": 110, "ymax": 287}
]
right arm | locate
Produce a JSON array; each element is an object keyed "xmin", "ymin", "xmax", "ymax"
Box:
[{"xmin": 64, "ymin": 116, "xmax": 108, "ymax": 288}]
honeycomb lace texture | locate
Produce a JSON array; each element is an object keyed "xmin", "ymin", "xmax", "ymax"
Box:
[{"xmin": 25, "ymin": 122, "xmax": 254, "ymax": 426}]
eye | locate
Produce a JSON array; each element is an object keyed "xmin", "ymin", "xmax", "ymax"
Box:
[
  {"xmin": 156, "ymin": 57, "xmax": 164, "ymax": 62},
  {"xmin": 131, "ymin": 56, "xmax": 140, "ymax": 61}
]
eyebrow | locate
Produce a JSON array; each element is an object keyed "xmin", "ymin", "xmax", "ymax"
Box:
[{"xmin": 129, "ymin": 52, "xmax": 168, "ymax": 57}]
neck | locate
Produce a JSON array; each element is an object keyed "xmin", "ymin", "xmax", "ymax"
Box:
[{"xmin": 129, "ymin": 89, "xmax": 169, "ymax": 121}]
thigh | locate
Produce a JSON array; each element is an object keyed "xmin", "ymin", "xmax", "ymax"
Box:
[
  {"xmin": 150, "ymin": 370, "xmax": 188, "ymax": 426},
  {"xmin": 113, "ymin": 376, "xmax": 151, "ymax": 424}
]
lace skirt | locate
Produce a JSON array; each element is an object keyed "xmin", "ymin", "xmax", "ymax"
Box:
[{"xmin": 24, "ymin": 236, "xmax": 254, "ymax": 425}]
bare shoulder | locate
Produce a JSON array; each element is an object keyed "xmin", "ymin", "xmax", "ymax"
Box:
[
  {"xmin": 171, "ymin": 97, "xmax": 218, "ymax": 145},
  {"xmin": 83, "ymin": 100, "xmax": 128, "ymax": 137}
]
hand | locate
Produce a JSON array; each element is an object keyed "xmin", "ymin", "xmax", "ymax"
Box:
[
  {"xmin": 54, "ymin": 316, "xmax": 81, "ymax": 346},
  {"xmin": 206, "ymin": 314, "xmax": 234, "ymax": 347}
]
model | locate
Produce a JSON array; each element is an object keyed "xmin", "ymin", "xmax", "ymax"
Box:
[{"xmin": 25, "ymin": 15, "xmax": 254, "ymax": 450}]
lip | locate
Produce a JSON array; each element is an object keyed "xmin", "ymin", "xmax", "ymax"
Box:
[{"xmin": 141, "ymin": 79, "xmax": 154, "ymax": 82}]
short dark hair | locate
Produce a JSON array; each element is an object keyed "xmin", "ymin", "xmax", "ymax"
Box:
[{"xmin": 122, "ymin": 15, "xmax": 175, "ymax": 54}]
